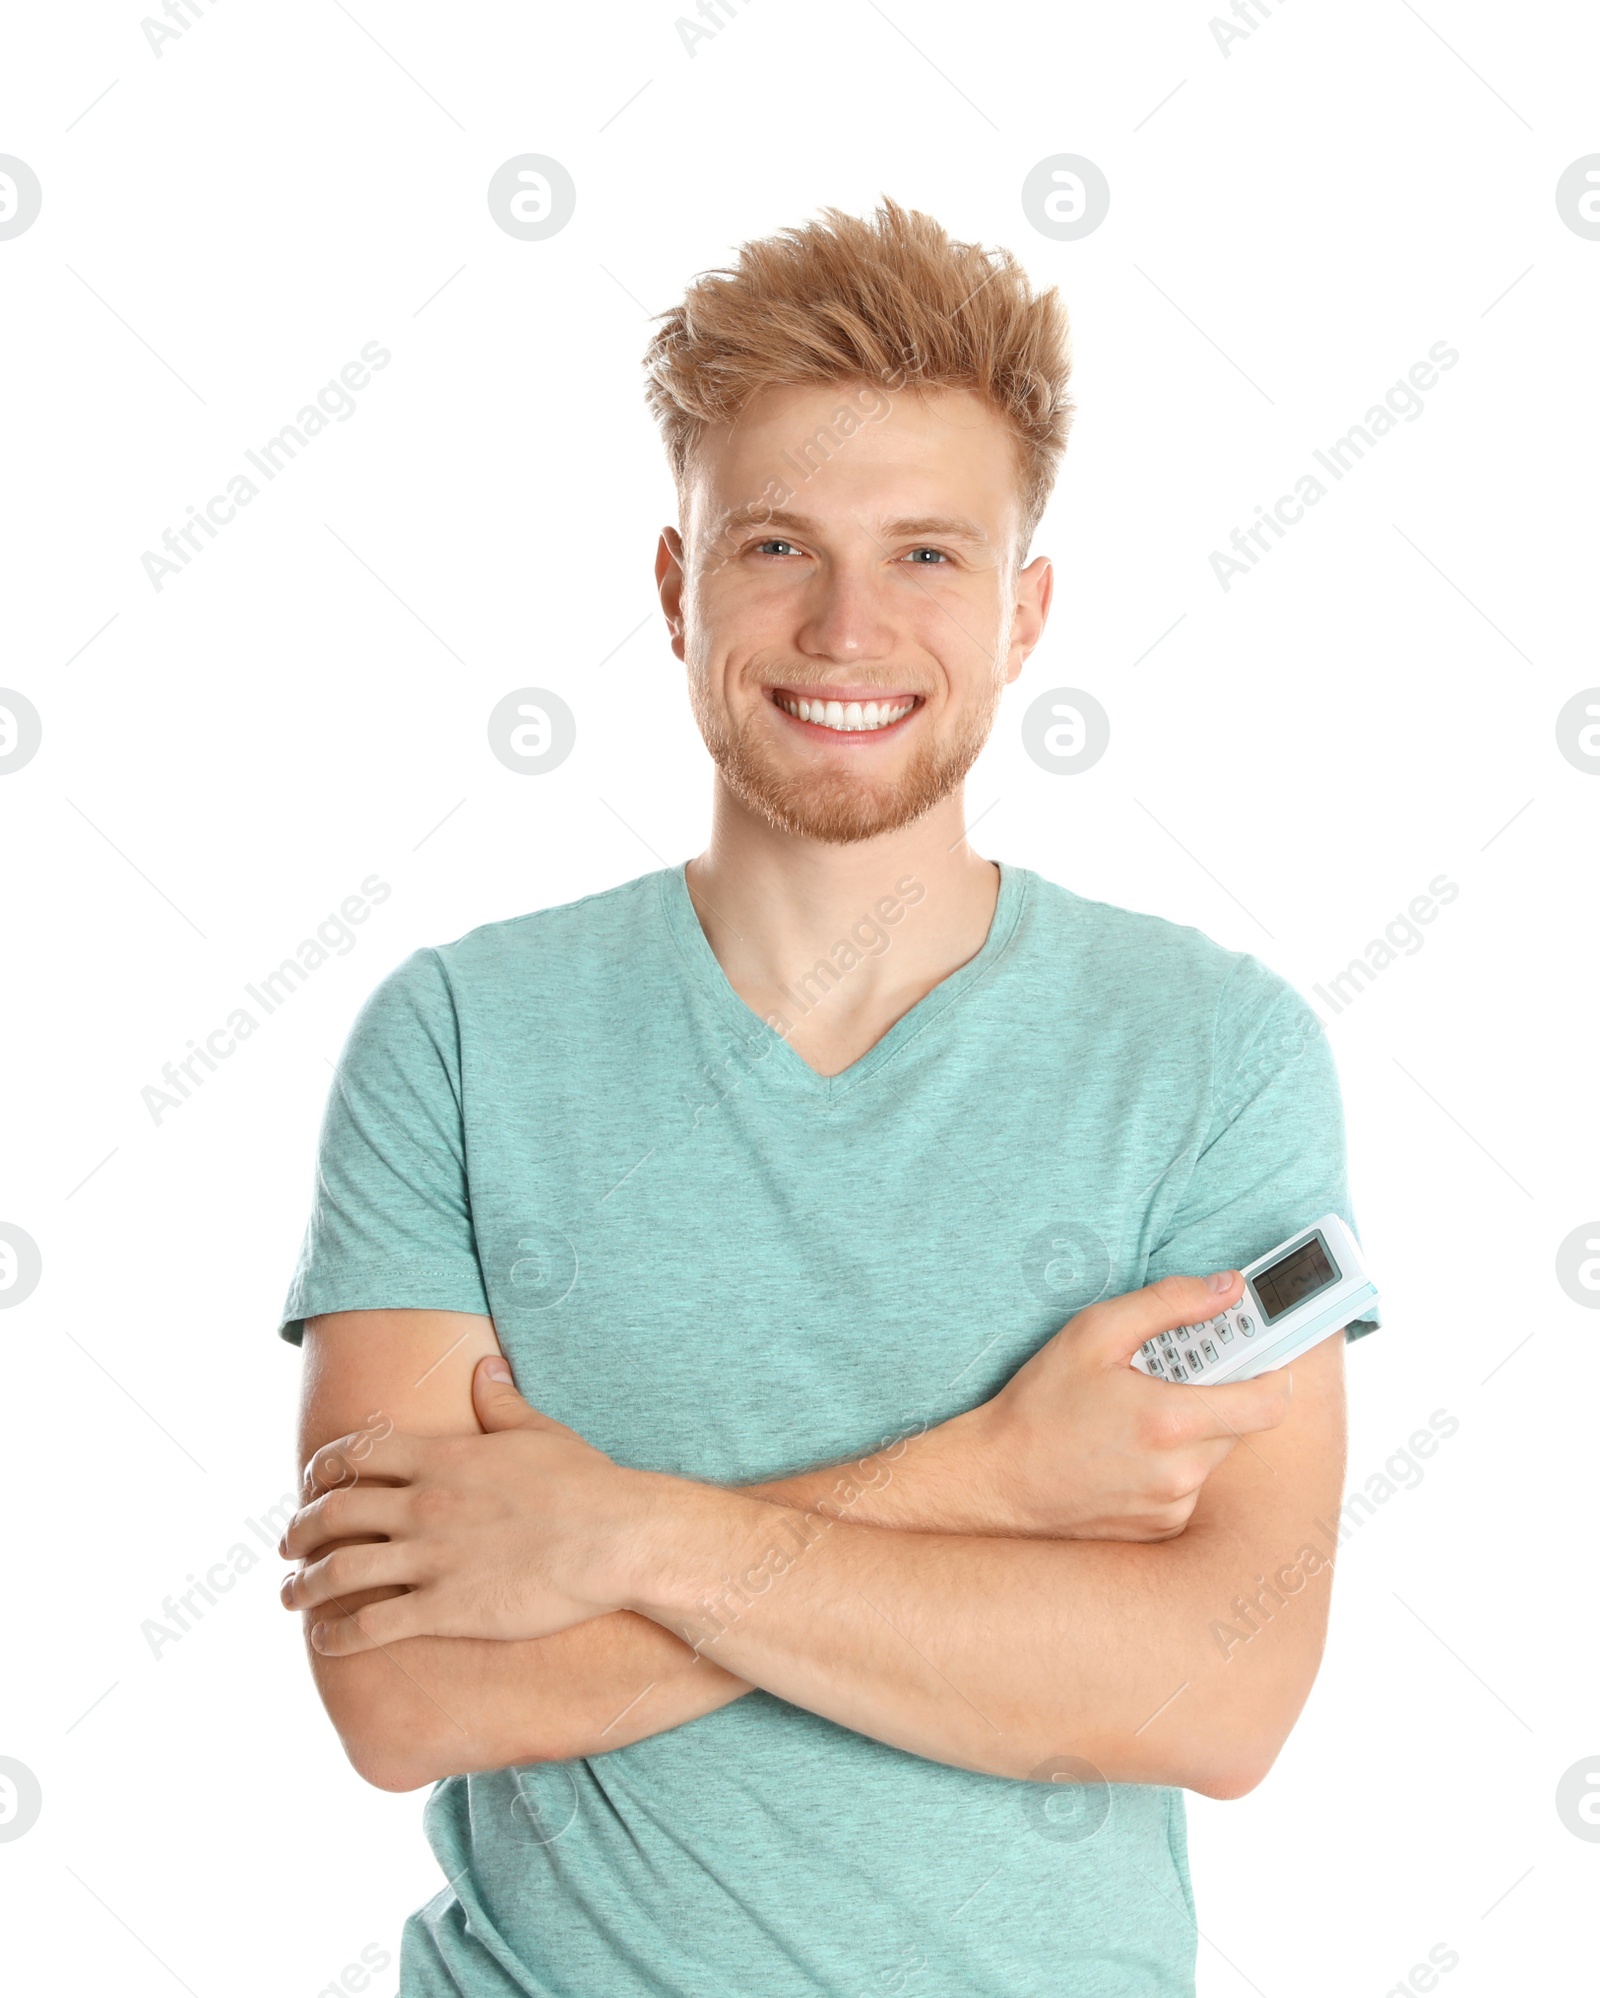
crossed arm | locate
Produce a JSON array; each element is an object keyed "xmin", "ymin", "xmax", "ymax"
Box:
[{"xmin": 286, "ymin": 1272, "xmax": 1348, "ymax": 1799}]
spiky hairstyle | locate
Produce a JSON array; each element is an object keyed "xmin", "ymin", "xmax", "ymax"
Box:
[{"xmin": 642, "ymin": 197, "xmax": 1074, "ymax": 558}]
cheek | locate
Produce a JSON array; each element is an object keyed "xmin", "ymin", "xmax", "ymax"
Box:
[
  {"xmin": 911, "ymin": 586, "xmax": 1008, "ymax": 677},
  {"xmin": 687, "ymin": 593, "xmax": 778, "ymax": 682}
]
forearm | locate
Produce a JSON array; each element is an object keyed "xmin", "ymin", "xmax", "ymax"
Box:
[
  {"xmin": 317, "ymin": 1408, "xmax": 995, "ymax": 1787},
  {"xmin": 620, "ymin": 1341, "xmax": 1348, "ymax": 1795},
  {"xmin": 739, "ymin": 1401, "xmax": 1003, "ymax": 1529},
  {"xmin": 297, "ymin": 1292, "xmax": 1331, "ymax": 1790},
  {"xmin": 306, "ymin": 1587, "xmax": 748, "ymax": 1791},
  {"xmin": 621, "ymin": 1489, "xmax": 1327, "ymax": 1795}
]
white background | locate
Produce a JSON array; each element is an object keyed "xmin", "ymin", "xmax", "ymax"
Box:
[{"xmin": 2, "ymin": 1, "xmax": 1598, "ymax": 1992}]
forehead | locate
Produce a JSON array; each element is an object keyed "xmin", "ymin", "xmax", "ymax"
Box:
[{"xmin": 684, "ymin": 381, "xmax": 1022, "ymax": 543}]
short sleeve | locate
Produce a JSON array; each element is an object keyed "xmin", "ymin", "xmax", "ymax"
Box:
[
  {"xmin": 277, "ymin": 947, "xmax": 491, "ymax": 1345},
  {"xmin": 1143, "ymin": 955, "xmax": 1380, "ymax": 1341}
]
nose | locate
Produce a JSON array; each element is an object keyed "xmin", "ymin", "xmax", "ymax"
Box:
[{"xmin": 791, "ymin": 558, "xmax": 899, "ymax": 667}]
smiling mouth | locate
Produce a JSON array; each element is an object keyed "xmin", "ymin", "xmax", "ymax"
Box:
[{"xmin": 769, "ymin": 688, "xmax": 921, "ymax": 735}]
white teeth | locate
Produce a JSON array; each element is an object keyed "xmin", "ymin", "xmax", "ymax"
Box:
[{"xmin": 778, "ymin": 695, "xmax": 914, "ymax": 732}]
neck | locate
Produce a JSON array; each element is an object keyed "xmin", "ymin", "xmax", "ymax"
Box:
[{"xmin": 684, "ymin": 778, "xmax": 1002, "ymax": 1074}]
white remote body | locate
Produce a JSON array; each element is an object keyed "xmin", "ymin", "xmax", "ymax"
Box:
[{"xmin": 1133, "ymin": 1212, "xmax": 1377, "ymax": 1387}]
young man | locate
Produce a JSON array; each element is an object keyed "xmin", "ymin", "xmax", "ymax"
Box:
[{"xmin": 277, "ymin": 198, "xmax": 1378, "ymax": 1996}]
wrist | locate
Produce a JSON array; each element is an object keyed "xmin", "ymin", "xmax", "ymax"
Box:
[
  {"xmin": 609, "ymin": 1470, "xmax": 788, "ymax": 1639},
  {"xmin": 933, "ymin": 1396, "xmax": 1045, "ymax": 1536}
]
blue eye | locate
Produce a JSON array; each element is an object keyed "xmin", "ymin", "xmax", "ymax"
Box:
[{"xmin": 904, "ymin": 547, "xmax": 950, "ymax": 564}]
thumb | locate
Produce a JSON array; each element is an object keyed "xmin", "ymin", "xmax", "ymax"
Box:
[
  {"xmin": 1085, "ymin": 1270, "xmax": 1244, "ymax": 1367},
  {"xmin": 472, "ymin": 1352, "xmax": 542, "ymax": 1431}
]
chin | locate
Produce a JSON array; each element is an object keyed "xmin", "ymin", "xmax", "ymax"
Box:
[
  {"xmin": 733, "ymin": 774, "xmax": 943, "ymax": 845},
  {"xmin": 718, "ymin": 739, "xmax": 987, "ymax": 844},
  {"xmin": 689, "ymin": 677, "xmax": 1000, "ymax": 846}
]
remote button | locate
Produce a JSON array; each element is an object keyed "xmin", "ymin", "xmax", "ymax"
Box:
[
  {"xmin": 1218, "ymin": 1322, "xmax": 1233, "ymax": 1342},
  {"xmin": 1202, "ymin": 1339, "xmax": 1217, "ymax": 1362},
  {"xmin": 1237, "ymin": 1315, "xmax": 1254, "ymax": 1335},
  {"xmin": 1184, "ymin": 1349, "xmax": 1201, "ymax": 1370}
]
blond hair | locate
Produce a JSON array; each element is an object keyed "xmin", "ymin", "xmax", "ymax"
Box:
[{"xmin": 643, "ymin": 196, "xmax": 1074, "ymax": 558}]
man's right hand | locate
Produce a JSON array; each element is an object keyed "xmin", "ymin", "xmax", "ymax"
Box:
[{"xmin": 951, "ymin": 1270, "xmax": 1296, "ymax": 1542}]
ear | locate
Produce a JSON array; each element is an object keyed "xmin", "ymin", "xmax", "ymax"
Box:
[
  {"xmin": 655, "ymin": 528, "xmax": 687, "ymax": 659},
  {"xmin": 1006, "ymin": 554, "xmax": 1053, "ymax": 682}
]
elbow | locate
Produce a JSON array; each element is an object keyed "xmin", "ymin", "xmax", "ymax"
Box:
[
  {"xmin": 315, "ymin": 1674, "xmax": 454, "ymax": 1792},
  {"xmin": 309, "ymin": 1645, "xmax": 462, "ymax": 1790},
  {"xmin": 1177, "ymin": 1645, "xmax": 1327, "ymax": 1799},
  {"xmin": 334, "ymin": 1709, "xmax": 576, "ymax": 1792},
  {"xmin": 342, "ymin": 1725, "xmax": 444, "ymax": 1793},
  {"xmin": 347, "ymin": 1730, "xmax": 573, "ymax": 1790},
  {"xmin": 1182, "ymin": 1726, "xmax": 1287, "ymax": 1801},
  {"xmin": 310, "ymin": 1654, "xmax": 580, "ymax": 1790},
  {"xmin": 356, "ymin": 1750, "xmax": 437, "ymax": 1795},
  {"xmin": 1187, "ymin": 1755, "xmax": 1272, "ymax": 1802}
]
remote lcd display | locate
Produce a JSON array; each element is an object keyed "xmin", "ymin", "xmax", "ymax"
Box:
[{"xmin": 1254, "ymin": 1235, "xmax": 1336, "ymax": 1321}]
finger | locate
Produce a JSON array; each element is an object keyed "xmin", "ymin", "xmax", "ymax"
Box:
[
  {"xmin": 1170, "ymin": 1431, "xmax": 1244, "ymax": 1482},
  {"xmin": 1082, "ymin": 1271, "xmax": 1244, "ymax": 1365},
  {"xmin": 285, "ymin": 1541, "xmax": 422, "ymax": 1616},
  {"xmin": 278, "ymin": 1484, "xmax": 408, "ymax": 1561},
  {"xmin": 472, "ymin": 1353, "xmax": 544, "ymax": 1433},
  {"xmin": 1185, "ymin": 1367, "xmax": 1295, "ymax": 1439},
  {"xmin": 308, "ymin": 1592, "xmax": 429, "ymax": 1657},
  {"xmin": 303, "ymin": 1429, "xmax": 422, "ymax": 1497}
]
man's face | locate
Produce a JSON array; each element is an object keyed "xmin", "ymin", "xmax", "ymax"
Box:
[{"xmin": 656, "ymin": 382, "xmax": 1052, "ymax": 844}]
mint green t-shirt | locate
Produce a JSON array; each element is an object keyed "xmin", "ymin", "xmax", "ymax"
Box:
[{"xmin": 279, "ymin": 861, "xmax": 1377, "ymax": 1998}]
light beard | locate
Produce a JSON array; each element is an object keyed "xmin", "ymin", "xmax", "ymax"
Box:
[{"xmin": 689, "ymin": 680, "xmax": 1001, "ymax": 845}]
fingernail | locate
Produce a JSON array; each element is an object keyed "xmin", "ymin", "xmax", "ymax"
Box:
[
  {"xmin": 310, "ymin": 1623, "xmax": 327, "ymax": 1650},
  {"xmin": 481, "ymin": 1356, "xmax": 512, "ymax": 1383},
  {"xmin": 1207, "ymin": 1270, "xmax": 1236, "ymax": 1294},
  {"xmin": 280, "ymin": 1573, "xmax": 295, "ymax": 1606}
]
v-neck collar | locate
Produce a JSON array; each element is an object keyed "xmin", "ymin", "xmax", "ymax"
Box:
[{"xmin": 656, "ymin": 858, "xmax": 1029, "ymax": 1103}]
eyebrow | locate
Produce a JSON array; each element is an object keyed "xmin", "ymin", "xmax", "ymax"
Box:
[{"xmin": 710, "ymin": 505, "xmax": 992, "ymax": 548}]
